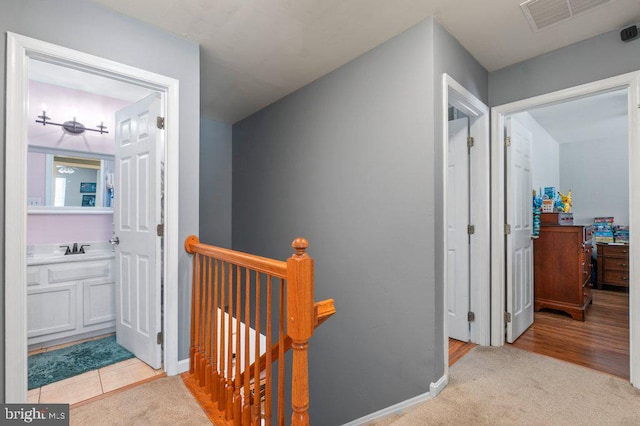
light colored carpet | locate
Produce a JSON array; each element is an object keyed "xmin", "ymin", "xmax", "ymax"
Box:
[
  {"xmin": 70, "ymin": 376, "xmax": 211, "ymax": 425},
  {"xmin": 382, "ymin": 345, "xmax": 640, "ymax": 425}
]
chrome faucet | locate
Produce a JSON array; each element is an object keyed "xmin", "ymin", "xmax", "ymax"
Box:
[{"xmin": 59, "ymin": 243, "xmax": 90, "ymax": 255}]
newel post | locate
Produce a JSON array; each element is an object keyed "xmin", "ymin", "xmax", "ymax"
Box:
[{"xmin": 287, "ymin": 238, "xmax": 314, "ymax": 426}]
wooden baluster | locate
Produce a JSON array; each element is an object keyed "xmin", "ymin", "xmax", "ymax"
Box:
[
  {"xmin": 189, "ymin": 251, "xmax": 197, "ymax": 374},
  {"xmin": 211, "ymin": 259, "xmax": 219, "ymax": 403},
  {"xmin": 199, "ymin": 255, "xmax": 208, "ymax": 386},
  {"xmin": 226, "ymin": 263, "xmax": 235, "ymax": 420},
  {"xmin": 287, "ymin": 238, "xmax": 314, "ymax": 426},
  {"xmin": 253, "ymin": 273, "xmax": 262, "ymax": 425},
  {"xmin": 233, "ymin": 266, "xmax": 243, "ymax": 426},
  {"xmin": 218, "ymin": 261, "xmax": 227, "ymax": 411},
  {"xmin": 265, "ymin": 275, "xmax": 273, "ymax": 426},
  {"xmin": 194, "ymin": 253, "xmax": 203, "ymax": 378},
  {"xmin": 277, "ymin": 278, "xmax": 285, "ymax": 426},
  {"xmin": 242, "ymin": 270, "xmax": 252, "ymax": 425},
  {"xmin": 204, "ymin": 257, "xmax": 213, "ymax": 393}
]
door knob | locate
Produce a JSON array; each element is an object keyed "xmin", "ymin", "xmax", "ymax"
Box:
[{"xmin": 109, "ymin": 236, "xmax": 120, "ymax": 246}]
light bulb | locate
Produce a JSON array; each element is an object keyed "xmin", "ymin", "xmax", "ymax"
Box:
[{"xmin": 40, "ymin": 103, "xmax": 48, "ymax": 112}]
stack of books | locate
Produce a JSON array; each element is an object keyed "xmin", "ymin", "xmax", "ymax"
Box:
[
  {"xmin": 594, "ymin": 217, "xmax": 615, "ymax": 243},
  {"xmin": 614, "ymin": 225, "xmax": 629, "ymax": 243}
]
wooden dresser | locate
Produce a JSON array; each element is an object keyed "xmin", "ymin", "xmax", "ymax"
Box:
[
  {"xmin": 596, "ymin": 243, "xmax": 629, "ymax": 289},
  {"xmin": 533, "ymin": 224, "xmax": 593, "ymax": 321}
]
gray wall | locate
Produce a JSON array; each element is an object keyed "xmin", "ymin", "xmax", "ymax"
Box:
[
  {"xmin": 560, "ymin": 139, "xmax": 629, "ymax": 226},
  {"xmin": 232, "ymin": 17, "xmax": 487, "ymax": 424},
  {"xmin": 1, "ymin": 0, "xmax": 200, "ymax": 401},
  {"xmin": 200, "ymin": 117, "xmax": 232, "ymax": 248},
  {"xmin": 489, "ymin": 28, "xmax": 640, "ymax": 107}
]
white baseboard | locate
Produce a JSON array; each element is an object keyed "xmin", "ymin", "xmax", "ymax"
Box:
[
  {"xmin": 429, "ymin": 374, "xmax": 448, "ymax": 397},
  {"xmin": 177, "ymin": 358, "xmax": 190, "ymax": 374},
  {"xmin": 342, "ymin": 374, "xmax": 447, "ymax": 425}
]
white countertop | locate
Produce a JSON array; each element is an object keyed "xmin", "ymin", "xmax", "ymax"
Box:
[{"xmin": 27, "ymin": 241, "xmax": 114, "ymax": 266}]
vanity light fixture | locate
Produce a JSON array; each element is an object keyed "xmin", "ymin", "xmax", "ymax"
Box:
[
  {"xmin": 56, "ymin": 165, "xmax": 76, "ymax": 174},
  {"xmin": 36, "ymin": 104, "xmax": 108, "ymax": 135}
]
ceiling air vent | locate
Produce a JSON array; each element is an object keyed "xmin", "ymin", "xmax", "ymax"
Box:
[{"xmin": 521, "ymin": 0, "xmax": 613, "ymax": 32}]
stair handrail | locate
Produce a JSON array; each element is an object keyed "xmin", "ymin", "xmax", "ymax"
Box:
[{"xmin": 184, "ymin": 236, "xmax": 334, "ymax": 425}]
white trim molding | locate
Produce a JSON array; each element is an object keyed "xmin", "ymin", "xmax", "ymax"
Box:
[
  {"xmin": 441, "ymin": 74, "xmax": 491, "ymax": 381},
  {"xmin": 177, "ymin": 358, "xmax": 190, "ymax": 374},
  {"xmin": 341, "ymin": 375, "xmax": 447, "ymax": 426},
  {"xmin": 429, "ymin": 374, "xmax": 449, "ymax": 397},
  {"xmin": 4, "ymin": 32, "xmax": 181, "ymax": 401},
  {"xmin": 490, "ymin": 71, "xmax": 640, "ymax": 388}
]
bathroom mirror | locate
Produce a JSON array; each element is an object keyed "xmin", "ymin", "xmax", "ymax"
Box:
[{"xmin": 27, "ymin": 146, "xmax": 114, "ymax": 213}]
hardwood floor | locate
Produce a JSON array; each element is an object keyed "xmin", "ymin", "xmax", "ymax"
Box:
[
  {"xmin": 449, "ymin": 338, "xmax": 476, "ymax": 366},
  {"xmin": 511, "ymin": 288, "xmax": 629, "ymax": 379}
]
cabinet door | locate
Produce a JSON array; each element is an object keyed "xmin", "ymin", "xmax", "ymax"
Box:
[
  {"xmin": 83, "ymin": 280, "xmax": 116, "ymax": 326},
  {"xmin": 28, "ymin": 284, "xmax": 77, "ymax": 337}
]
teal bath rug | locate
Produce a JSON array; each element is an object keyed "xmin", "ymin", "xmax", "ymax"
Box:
[{"xmin": 28, "ymin": 335, "xmax": 134, "ymax": 389}]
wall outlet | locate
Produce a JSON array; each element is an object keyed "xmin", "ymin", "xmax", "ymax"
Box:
[{"xmin": 28, "ymin": 198, "xmax": 42, "ymax": 206}]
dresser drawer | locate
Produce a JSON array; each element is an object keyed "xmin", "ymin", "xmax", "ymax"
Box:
[
  {"xmin": 584, "ymin": 226, "xmax": 594, "ymax": 243},
  {"xmin": 600, "ymin": 244, "xmax": 629, "ymax": 257},
  {"xmin": 604, "ymin": 271, "xmax": 629, "ymax": 286},
  {"xmin": 604, "ymin": 258, "xmax": 629, "ymax": 272}
]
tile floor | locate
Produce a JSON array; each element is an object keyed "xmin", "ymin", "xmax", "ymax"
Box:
[{"xmin": 28, "ymin": 335, "xmax": 163, "ymax": 405}]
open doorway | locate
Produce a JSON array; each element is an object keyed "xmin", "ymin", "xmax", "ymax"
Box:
[
  {"xmin": 5, "ymin": 33, "xmax": 180, "ymax": 403},
  {"xmin": 490, "ymin": 71, "xmax": 640, "ymax": 388},
  {"xmin": 442, "ymin": 74, "xmax": 490, "ymax": 375},
  {"xmin": 25, "ymin": 58, "xmax": 164, "ymax": 404},
  {"xmin": 505, "ymin": 89, "xmax": 630, "ymax": 379}
]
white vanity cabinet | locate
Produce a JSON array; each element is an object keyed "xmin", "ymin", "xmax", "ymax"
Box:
[{"xmin": 27, "ymin": 255, "xmax": 116, "ymax": 349}]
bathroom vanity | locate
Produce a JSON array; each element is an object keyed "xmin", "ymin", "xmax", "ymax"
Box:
[{"xmin": 27, "ymin": 244, "xmax": 115, "ymax": 350}]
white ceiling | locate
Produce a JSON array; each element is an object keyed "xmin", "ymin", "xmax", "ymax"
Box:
[
  {"xmin": 29, "ymin": 59, "xmax": 155, "ymax": 103},
  {"xmin": 528, "ymin": 88, "xmax": 628, "ymax": 144},
  {"xmin": 85, "ymin": 0, "xmax": 640, "ymax": 123}
]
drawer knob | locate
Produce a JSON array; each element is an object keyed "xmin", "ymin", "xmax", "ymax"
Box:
[{"xmin": 619, "ymin": 263, "xmax": 628, "ymax": 267}]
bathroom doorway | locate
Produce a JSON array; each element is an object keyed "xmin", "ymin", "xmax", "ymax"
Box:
[
  {"xmin": 5, "ymin": 33, "xmax": 181, "ymax": 403},
  {"xmin": 25, "ymin": 59, "xmax": 163, "ymax": 403}
]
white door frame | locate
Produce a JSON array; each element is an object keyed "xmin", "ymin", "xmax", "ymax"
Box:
[
  {"xmin": 490, "ymin": 71, "xmax": 640, "ymax": 387},
  {"xmin": 5, "ymin": 32, "xmax": 181, "ymax": 401},
  {"xmin": 442, "ymin": 74, "xmax": 490, "ymax": 376}
]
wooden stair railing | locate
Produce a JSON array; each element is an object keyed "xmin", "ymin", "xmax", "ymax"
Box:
[
  {"xmin": 242, "ymin": 300, "xmax": 336, "ymax": 385},
  {"xmin": 184, "ymin": 236, "xmax": 335, "ymax": 425}
]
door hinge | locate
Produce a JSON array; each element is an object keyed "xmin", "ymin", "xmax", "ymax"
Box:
[
  {"xmin": 467, "ymin": 224, "xmax": 475, "ymax": 235},
  {"xmin": 504, "ymin": 224, "xmax": 511, "ymax": 235},
  {"xmin": 467, "ymin": 136, "xmax": 474, "ymax": 148},
  {"xmin": 504, "ymin": 312, "xmax": 512, "ymax": 323},
  {"xmin": 505, "ymin": 136, "xmax": 511, "ymax": 147},
  {"xmin": 157, "ymin": 116, "xmax": 165, "ymax": 130},
  {"xmin": 157, "ymin": 331, "xmax": 163, "ymax": 345},
  {"xmin": 467, "ymin": 311, "xmax": 475, "ymax": 322},
  {"xmin": 157, "ymin": 224, "xmax": 164, "ymax": 237}
]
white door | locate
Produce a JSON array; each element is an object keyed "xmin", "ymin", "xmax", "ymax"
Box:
[
  {"xmin": 506, "ymin": 117, "xmax": 534, "ymax": 343},
  {"xmin": 447, "ymin": 117, "xmax": 470, "ymax": 341},
  {"xmin": 114, "ymin": 93, "xmax": 163, "ymax": 368}
]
